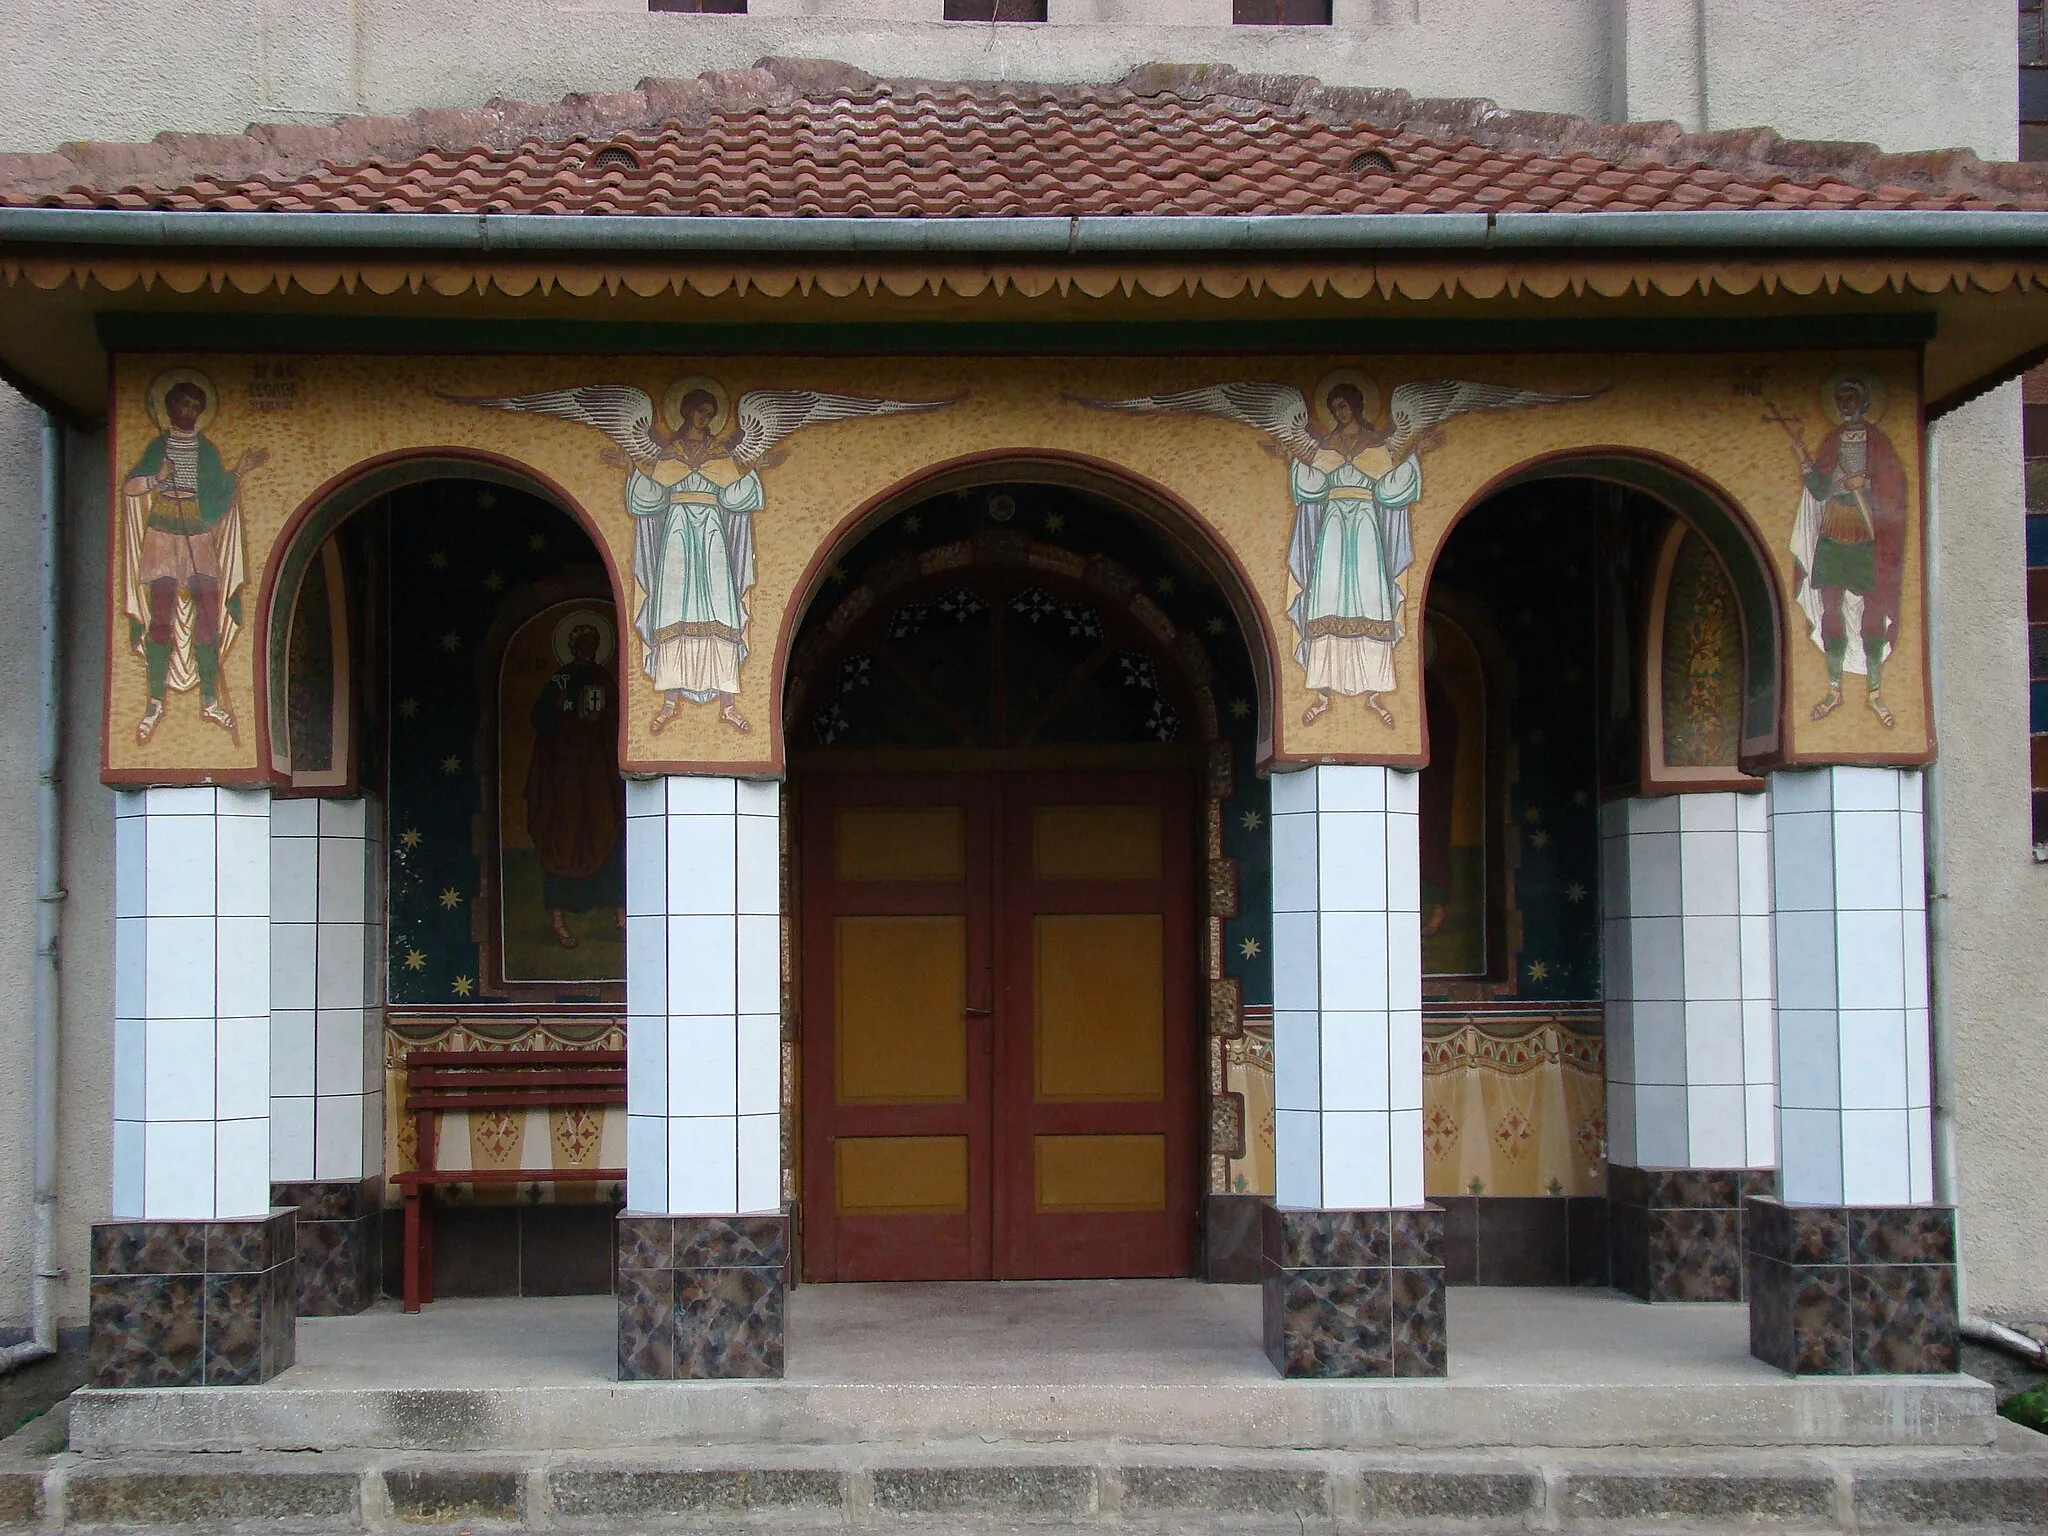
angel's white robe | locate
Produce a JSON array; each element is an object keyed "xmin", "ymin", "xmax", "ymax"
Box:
[
  {"xmin": 626, "ymin": 456, "xmax": 762, "ymax": 700},
  {"xmin": 1287, "ymin": 446, "xmax": 1420, "ymax": 697}
]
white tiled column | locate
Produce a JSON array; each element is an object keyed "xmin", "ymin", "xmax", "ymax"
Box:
[
  {"xmin": 269, "ymin": 798, "xmax": 383, "ymax": 1185},
  {"xmin": 1767, "ymin": 766, "xmax": 1933, "ymax": 1206},
  {"xmin": 1269, "ymin": 764, "xmax": 1424, "ymax": 1210},
  {"xmin": 1601, "ymin": 791, "xmax": 1776, "ymax": 1170},
  {"xmin": 623, "ymin": 775, "xmax": 782, "ymax": 1216},
  {"xmin": 112, "ymin": 786, "xmax": 272, "ymax": 1220}
]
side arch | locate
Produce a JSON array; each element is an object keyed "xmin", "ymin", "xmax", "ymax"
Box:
[
  {"xmin": 256, "ymin": 449, "xmax": 628, "ymax": 780},
  {"xmin": 773, "ymin": 448, "xmax": 1285, "ymax": 770},
  {"xmin": 1422, "ymin": 447, "xmax": 1787, "ymax": 765}
]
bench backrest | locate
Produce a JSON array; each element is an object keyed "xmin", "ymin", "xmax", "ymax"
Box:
[{"xmin": 402, "ymin": 1049, "xmax": 627, "ymax": 1173}]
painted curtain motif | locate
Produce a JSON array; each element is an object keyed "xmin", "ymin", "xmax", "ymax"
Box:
[
  {"xmin": 499, "ymin": 601, "xmax": 625, "ymax": 978},
  {"xmin": 120, "ymin": 369, "xmax": 267, "ymax": 746},
  {"xmin": 1768, "ymin": 369, "xmax": 1909, "ymax": 732},
  {"xmin": 1658, "ymin": 528, "xmax": 1745, "ymax": 771},
  {"xmin": 1081, "ymin": 375, "xmax": 1598, "ymax": 731},
  {"xmin": 448, "ymin": 380, "xmax": 954, "ymax": 736}
]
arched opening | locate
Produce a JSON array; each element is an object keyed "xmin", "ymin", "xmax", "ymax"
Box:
[
  {"xmin": 782, "ymin": 468, "xmax": 1270, "ymax": 1283},
  {"xmin": 263, "ymin": 462, "xmax": 632, "ymax": 1303},
  {"xmin": 1414, "ymin": 459, "xmax": 1784, "ymax": 1284}
]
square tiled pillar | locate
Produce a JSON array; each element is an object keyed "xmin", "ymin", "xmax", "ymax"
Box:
[
  {"xmin": 1264, "ymin": 765, "xmax": 1442, "ymax": 1377},
  {"xmin": 1749, "ymin": 766, "xmax": 1954, "ymax": 1374},
  {"xmin": 100, "ymin": 785, "xmax": 295, "ymax": 1384},
  {"xmin": 618, "ymin": 775, "xmax": 784, "ymax": 1379},
  {"xmin": 268, "ymin": 797, "xmax": 385, "ymax": 1315},
  {"xmin": 1600, "ymin": 791, "xmax": 1775, "ymax": 1301}
]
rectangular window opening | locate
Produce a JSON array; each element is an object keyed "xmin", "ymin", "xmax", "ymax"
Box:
[
  {"xmin": 1233, "ymin": 0, "xmax": 1332, "ymax": 22},
  {"xmin": 944, "ymin": 0, "xmax": 1048, "ymax": 17}
]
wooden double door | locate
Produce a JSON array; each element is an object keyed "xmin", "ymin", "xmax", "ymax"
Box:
[{"xmin": 800, "ymin": 770, "xmax": 1198, "ymax": 1281}]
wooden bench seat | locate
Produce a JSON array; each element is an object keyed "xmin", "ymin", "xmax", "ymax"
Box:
[{"xmin": 394, "ymin": 1049, "xmax": 626, "ymax": 1312}]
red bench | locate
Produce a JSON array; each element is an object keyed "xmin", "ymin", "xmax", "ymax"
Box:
[{"xmin": 392, "ymin": 1049, "xmax": 627, "ymax": 1312}]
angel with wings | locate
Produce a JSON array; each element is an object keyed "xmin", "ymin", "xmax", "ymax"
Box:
[
  {"xmin": 1083, "ymin": 373, "xmax": 1599, "ymax": 727},
  {"xmin": 448, "ymin": 378, "xmax": 952, "ymax": 734}
]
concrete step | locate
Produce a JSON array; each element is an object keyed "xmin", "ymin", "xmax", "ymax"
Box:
[{"xmin": 5, "ymin": 1436, "xmax": 2048, "ymax": 1532}]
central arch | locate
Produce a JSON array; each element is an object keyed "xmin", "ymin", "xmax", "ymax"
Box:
[{"xmin": 779, "ymin": 458, "xmax": 1276, "ymax": 1284}]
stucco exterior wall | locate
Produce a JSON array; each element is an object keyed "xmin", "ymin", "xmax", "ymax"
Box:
[
  {"xmin": 0, "ymin": 394, "xmax": 40, "ymax": 1337},
  {"xmin": 0, "ymin": 0, "xmax": 2036, "ymax": 1332},
  {"xmin": 1929, "ymin": 385, "xmax": 2048, "ymax": 1318}
]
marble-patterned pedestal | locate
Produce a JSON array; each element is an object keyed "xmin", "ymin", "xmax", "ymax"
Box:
[
  {"xmin": 1745, "ymin": 1196, "xmax": 1958, "ymax": 1375},
  {"xmin": 616, "ymin": 1212, "xmax": 785, "ymax": 1380},
  {"xmin": 1261, "ymin": 1205, "xmax": 1446, "ymax": 1378},
  {"xmin": 88, "ymin": 1210, "xmax": 297, "ymax": 1387},
  {"xmin": 1609, "ymin": 1167, "xmax": 1776, "ymax": 1302},
  {"xmin": 274, "ymin": 1179, "xmax": 382, "ymax": 1316}
]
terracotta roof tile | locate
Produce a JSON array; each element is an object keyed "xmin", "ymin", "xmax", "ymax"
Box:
[{"xmin": 5, "ymin": 59, "xmax": 2047, "ymax": 221}]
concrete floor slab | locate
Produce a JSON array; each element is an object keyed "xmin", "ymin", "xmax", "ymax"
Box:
[{"xmin": 68, "ymin": 1284, "xmax": 1996, "ymax": 1454}]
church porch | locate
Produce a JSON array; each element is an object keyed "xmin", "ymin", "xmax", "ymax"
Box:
[{"xmin": 66, "ymin": 1283, "xmax": 1992, "ymax": 1455}]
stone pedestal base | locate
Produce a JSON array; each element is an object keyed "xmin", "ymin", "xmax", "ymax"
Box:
[
  {"xmin": 274, "ymin": 1180, "xmax": 382, "ymax": 1316},
  {"xmin": 1745, "ymin": 1196, "xmax": 1958, "ymax": 1375},
  {"xmin": 88, "ymin": 1210, "xmax": 297, "ymax": 1387},
  {"xmin": 616, "ymin": 1213, "xmax": 785, "ymax": 1380},
  {"xmin": 1260, "ymin": 1204, "xmax": 1445, "ymax": 1378},
  {"xmin": 1609, "ymin": 1168, "xmax": 1775, "ymax": 1302}
]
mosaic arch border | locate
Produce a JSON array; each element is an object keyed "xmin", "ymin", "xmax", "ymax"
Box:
[
  {"xmin": 1423, "ymin": 446, "xmax": 1792, "ymax": 772},
  {"xmin": 252, "ymin": 449, "xmax": 629, "ymax": 788},
  {"xmin": 773, "ymin": 448, "xmax": 1285, "ymax": 775}
]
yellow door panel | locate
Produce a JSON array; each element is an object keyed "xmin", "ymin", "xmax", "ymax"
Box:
[
  {"xmin": 837, "ymin": 1136, "xmax": 970, "ymax": 1215},
  {"xmin": 835, "ymin": 915, "xmax": 967, "ymax": 1104},
  {"xmin": 1032, "ymin": 805, "xmax": 1162, "ymax": 881},
  {"xmin": 1034, "ymin": 1134, "xmax": 1167, "ymax": 1212},
  {"xmin": 836, "ymin": 807, "xmax": 966, "ymax": 882},
  {"xmin": 1033, "ymin": 913, "xmax": 1165, "ymax": 1102}
]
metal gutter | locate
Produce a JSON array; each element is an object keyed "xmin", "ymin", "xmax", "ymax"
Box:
[{"xmin": 1, "ymin": 207, "xmax": 2047, "ymax": 254}]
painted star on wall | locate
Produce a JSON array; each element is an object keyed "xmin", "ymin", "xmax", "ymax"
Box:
[
  {"xmin": 439, "ymin": 632, "xmax": 462, "ymax": 653},
  {"xmin": 428, "ymin": 550, "xmax": 449, "ymax": 571},
  {"xmin": 397, "ymin": 698, "xmax": 420, "ymax": 719},
  {"xmin": 1239, "ymin": 937, "xmax": 1262, "ymax": 960},
  {"xmin": 451, "ymin": 975, "xmax": 475, "ymax": 997},
  {"xmin": 1529, "ymin": 829, "xmax": 1551, "ymax": 850},
  {"xmin": 438, "ymin": 888, "xmax": 464, "ymax": 910},
  {"xmin": 1526, "ymin": 960, "xmax": 1551, "ymax": 982},
  {"xmin": 526, "ymin": 532, "xmax": 547, "ymax": 552},
  {"xmin": 439, "ymin": 754, "xmax": 463, "ymax": 775},
  {"xmin": 1228, "ymin": 698, "xmax": 1251, "ymax": 719},
  {"xmin": 1239, "ymin": 809, "xmax": 1263, "ymax": 831},
  {"xmin": 1564, "ymin": 882, "xmax": 1588, "ymax": 903},
  {"xmin": 402, "ymin": 949, "xmax": 427, "ymax": 971},
  {"xmin": 482, "ymin": 571, "xmax": 504, "ymax": 592},
  {"xmin": 400, "ymin": 827, "xmax": 423, "ymax": 849}
]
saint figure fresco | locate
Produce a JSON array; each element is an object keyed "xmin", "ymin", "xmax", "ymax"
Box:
[
  {"xmin": 1769, "ymin": 370, "xmax": 1906, "ymax": 729},
  {"xmin": 120, "ymin": 369, "xmax": 266, "ymax": 742},
  {"xmin": 449, "ymin": 380, "xmax": 953, "ymax": 734},
  {"xmin": 1082, "ymin": 375, "xmax": 1597, "ymax": 726},
  {"xmin": 525, "ymin": 611, "xmax": 624, "ymax": 949}
]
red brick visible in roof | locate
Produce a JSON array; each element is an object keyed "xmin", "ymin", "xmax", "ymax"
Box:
[{"xmin": 3, "ymin": 58, "xmax": 2044, "ymax": 219}]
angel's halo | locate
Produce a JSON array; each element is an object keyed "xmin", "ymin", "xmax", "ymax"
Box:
[
  {"xmin": 144, "ymin": 366, "xmax": 220, "ymax": 435},
  {"xmin": 661, "ymin": 375, "xmax": 731, "ymax": 437},
  {"xmin": 1820, "ymin": 368, "xmax": 1886, "ymax": 427},
  {"xmin": 1310, "ymin": 368, "xmax": 1382, "ymax": 433}
]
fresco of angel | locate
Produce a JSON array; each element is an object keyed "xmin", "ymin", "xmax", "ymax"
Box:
[
  {"xmin": 1081, "ymin": 374, "xmax": 1600, "ymax": 727},
  {"xmin": 448, "ymin": 378, "xmax": 952, "ymax": 734}
]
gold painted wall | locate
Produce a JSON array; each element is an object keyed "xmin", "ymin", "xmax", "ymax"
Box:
[{"xmin": 103, "ymin": 350, "xmax": 1928, "ymax": 782}]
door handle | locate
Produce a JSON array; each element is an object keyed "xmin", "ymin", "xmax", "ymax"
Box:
[{"xmin": 964, "ymin": 1007, "xmax": 993, "ymax": 1017}]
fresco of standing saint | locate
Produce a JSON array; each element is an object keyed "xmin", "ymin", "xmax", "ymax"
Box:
[
  {"xmin": 1769, "ymin": 370, "xmax": 1906, "ymax": 729},
  {"xmin": 1082, "ymin": 375, "xmax": 1598, "ymax": 726},
  {"xmin": 449, "ymin": 379, "xmax": 953, "ymax": 734},
  {"xmin": 120, "ymin": 369, "xmax": 267, "ymax": 743}
]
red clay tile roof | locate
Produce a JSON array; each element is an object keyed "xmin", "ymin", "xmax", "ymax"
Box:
[{"xmin": 5, "ymin": 59, "xmax": 2046, "ymax": 218}]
